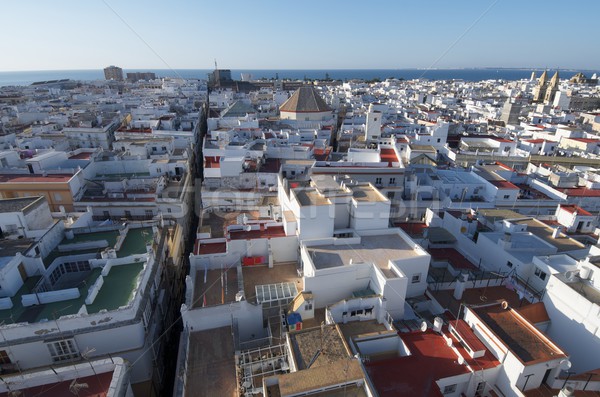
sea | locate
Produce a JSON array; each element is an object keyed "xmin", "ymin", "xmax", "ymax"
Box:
[{"xmin": 1, "ymin": 68, "xmax": 599, "ymax": 87}]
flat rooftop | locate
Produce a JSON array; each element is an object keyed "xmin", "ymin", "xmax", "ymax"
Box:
[
  {"xmin": 512, "ymin": 218, "xmax": 586, "ymax": 253},
  {"xmin": 364, "ymin": 330, "xmax": 473, "ymax": 397},
  {"xmin": 350, "ymin": 184, "xmax": 387, "ymax": 202},
  {"xmin": 0, "ymin": 261, "xmax": 144, "ymax": 325},
  {"xmin": 288, "ymin": 324, "xmax": 350, "ymax": 370},
  {"xmin": 0, "ymin": 196, "xmax": 44, "ymax": 213},
  {"xmin": 555, "ymin": 273, "xmax": 600, "ymax": 306},
  {"xmin": 192, "ymin": 267, "xmax": 239, "ymax": 308},
  {"xmin": 242, "ymin": 263, "xmax": 302, "ymax": 304},
  {"xmin": 294, "ymin": 188, "xmax": 331, "ymax": 206},
  {"xmin": 269, "ymin": 358, "xmax": 365, "ymax": 397},
  {"xmin": 0, "ymin": 371, "xmax": 113, "ymax": 397},
  {"xmin": 185, "ymin": 327, "xmax": 237, "ymax": 397},
  {"xmin": 306, "ymin": 234, "xmax": 421, "ymax": 278},
  {"xmin": 471, "ymin": 304, "xmax": 566, "ymax": 365}
]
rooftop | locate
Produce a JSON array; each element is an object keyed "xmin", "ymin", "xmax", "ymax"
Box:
[
  {"xmin": 0, "ymin": 196, "xmax": 45, "ymax": 214},
  {"xmin": 471, "ymin": 304, "xmax": 566, "ymax": 365},
  {"xmin": 555, "ymin": 272, "xmax": 600, "ymax": 306},
  {"xmin": 364, "ymin": 329, "xmax": 488, "ymax": 397},
  {"xmin": 279, "ymin": 86, "xmax": 332, "ymax": 114},
  {"xmin": 242, "ymin": 263, "xmax": 302, "ymax": 304},
  {"xmin": 512, "ymin": 218, "xmax": 586, "ymax": 253},
  {"xmin": 288, "ymin": 324, "xmax": 351, "ymax": 370},
  {"xmin": 349, "ymin": 184, "xmax": 388, "ymax": 202},
  {"xmin": 192, "ymin": 267, "xmax": 239, "ymax": 308},
  {"xmin": 306, "ymin": 234, "xmax": 422, "ymax": 278},
  {"xmin": 294, "ymin": 188, "xmax": 331, "ymax": 206},
  {"xmin": 184, "ymin": 327, "xmax": 237, "ymax": 397},
  {"xmin": 0, "ymin": 371, "xmax": 114, "ymax": 397}
]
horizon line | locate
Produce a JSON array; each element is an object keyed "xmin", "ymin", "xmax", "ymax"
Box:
[{"xmin": 1, "ymin": 66, "xmax": 599, "ymax": 74}]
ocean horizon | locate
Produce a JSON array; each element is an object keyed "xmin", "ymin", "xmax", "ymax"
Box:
[{"xmin": 1, "ymin": 68, "xmax": 598, "ymax": 87}]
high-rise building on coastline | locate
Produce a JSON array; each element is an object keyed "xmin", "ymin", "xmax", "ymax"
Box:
[{"xmin": 103, "ymin": 65, "xmax": 124, "ymax": 81}]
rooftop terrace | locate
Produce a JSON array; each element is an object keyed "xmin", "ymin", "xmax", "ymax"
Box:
[
  {"xmin": 472, "ymin": 304, "xmax": 566, "ymax": 364},
  {"xmin": 184, "ymin": 327, "xmax": 237, "ymax": 397},
  {"xmin": 306, "ymin": 234, "xmax": 422, "ymax": 278}
]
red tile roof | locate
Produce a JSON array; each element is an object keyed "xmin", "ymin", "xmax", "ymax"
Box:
[
  {"xmin": 561, "ymin": 187, "xmax": 600, "ymax": 197},
  {"xmin": 490, "ymin": 180, "xmax": 519, "ymax": 190},
  {"xmin": 559, "ymin": 204, "xmax": 593, "ymax": 216},
  {"xmin": 0, "ymin": 173, "xmax": 73, "ymax": 183}
]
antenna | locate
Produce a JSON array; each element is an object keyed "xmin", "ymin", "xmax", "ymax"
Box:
[
  {"xmin": 69, "ymin": 379, "xmax": 89, "ymax": 395},
  {"xmin": 420, "ymin": 321, "xmax": 428, "ymax": 332},
  {"xmin": 214, "ymin": 59, "xmax": 218, "ymax": 70}
]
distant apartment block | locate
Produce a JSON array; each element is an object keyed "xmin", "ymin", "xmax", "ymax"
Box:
[{"xmin": 104, "ymin": 65, "xmax": 124, "ymax": 81}]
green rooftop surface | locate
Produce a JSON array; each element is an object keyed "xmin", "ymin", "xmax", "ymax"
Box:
[
  {"xmin": 43, "ymin": 227, "xmax": 153, "ymax": 267},
  {"xmin": 0, "ymin": 226, "xmax": 155, "ymax": 325},
  {"xmin": 0, "ymin": 262, "xmax": 145, "ymax": 325}
]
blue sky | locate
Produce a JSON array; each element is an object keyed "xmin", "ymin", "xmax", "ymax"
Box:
[{"xmin": 2, "ymin": 0, "xmax": 599, "ymax": 71}]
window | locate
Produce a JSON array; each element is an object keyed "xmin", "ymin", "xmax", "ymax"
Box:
[
  {"xmin": 167, "ymin": 208, "xmax": 172, "ymax": 213},
  {"xmin": 534, "ymin": 267, "xmax": 547, "ymax": 281},
  {"xmin": 304, "ymin": 302, "xmax": 312, "ymax": 311},
  {"xmin": 412, "ymin": 273, "xmax": 421, "ymax": 283},
  {"xmin": 0, "ymin": 350, "xmax": 11, "ymax": 364},
  {"xmin": 161, "ymin": 146, "xmax": 167, "ymax": 151},
  {"xmin": 437, "ymin": 138, "xmax": 441, "ymax": 143},
  {"xmin": 443, "ymin": 384, "xmax": 457, "ymax": 394},
  {"xmin": 387, "ymin": 191, "xmax": 395, "ymax": 200},
  {"xmin": 506, "ymin": 261, "xmax": 513, "ymax": 268},
  {"xmin": 375, "ymin": 177, "xmax": 382, "ymax": 185},
  {"xmin": 145, "ymin": 210, "xmax": 153, "ymax": 217},
  {"xmin": 53, "ymin": 193, "xmax": 62, "ymax": 202},
  {"xmin": 125, "ymin": 210, "xmax": 132, "ymax": 218},
  {"xmin": 503, "ymin": 195, "xmax": 510, "ymax": 199},
  {"xmin": 47, "ymin": 339, "xmax": 79, "ymax": 362},
  {"xmin": 389, "ymin": 177, "xmax": 396, "ymax": 185}
]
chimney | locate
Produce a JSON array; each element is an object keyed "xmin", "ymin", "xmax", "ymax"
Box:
[{"xmin": 552, "ymin": 227, "xmax": 561, "ymax": 239}]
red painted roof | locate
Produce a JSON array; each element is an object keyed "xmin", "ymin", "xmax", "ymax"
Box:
[
  {"xmin": 229, "ymin": 225, "xmax": 286, "ymax": 240},
  {"xmin": 493, "ymin": 138, "xmax": 513, "ymax": 143},
  {"xmin": 561, "ymin": 187, "xmax": 600, "ymax": 197},
  {"xmin": 451, "ymin": 320, "xmax": 487, "ymax": 353},
  {"xmin": 523, "ymin": 139, "xmax": 545, "ymax": 144},
  {"xmin": 380, "ymin": 148, "xmax": 399, "ymax": 166},
  {"xmin": 365, "ymin": 329, "xmax": 498, "ymax": 397},
  {"xmin": 0, "ymin": 371, "xmax": 113, "ymax": 397},
  {"xmin": 194, "ymin": 241, "xmax": 227, "ymax": 255},
  {"xmin": 559, "ymin": 204, "xmax": 593, "ymax": 217},
  {"xmin": 69, "ymin": 152, "xmax": 93, "ymax": 160},
  {"xmin": 0, "ymin": 173, "xmax": 73, "ymax": 183},
  {"xmin": 490, "ymin": 180, "xmax": 519, "ymax": 190},
  {"xmin": 428, "ymin": 248, "xmax": 477, "ymax": 270}
]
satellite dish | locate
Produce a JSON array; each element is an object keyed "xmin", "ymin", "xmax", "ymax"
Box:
[
  {"xmin": 244, "ymin": 224, "xmax": 252, "ymax": 232},
  {"xmin": 420, "ymin": 321, "xmax": 428, "ymax": 332},
  {"xmin": 446, "ymin": 338, "xmax": 453, "ymax": 347},
  {"xmin": 501, "ymin": 301, "xmax": 509, "ymax": 310},
  {"xmin": 559, "ymin": 359, "xmax": 572, "ymax": 370},
  {"xmin": 457, "ymin": 356, "xmax": 465, "ymax": 365}
]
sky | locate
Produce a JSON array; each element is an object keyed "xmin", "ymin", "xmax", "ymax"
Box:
[{"xmin": 2, "ymin": 0, "xmax": 599, "ymax": 71}]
